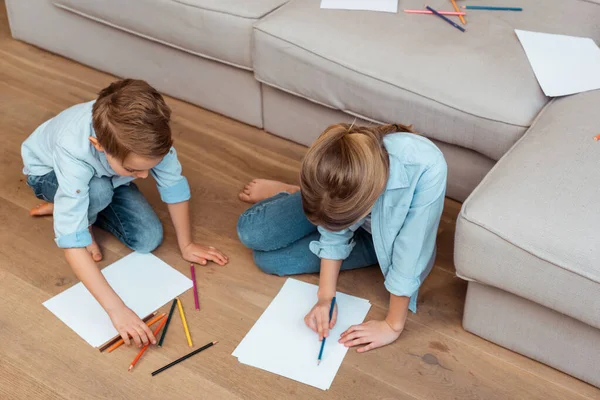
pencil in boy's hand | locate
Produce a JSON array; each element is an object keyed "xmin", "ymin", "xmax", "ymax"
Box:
[
  {"xmin": 106, "ymin": 313, "xmax": 166, "ymax": 353},
  {"xmin": 191, "ymin": 264, "xmax": 200, "ymax": 310},
  {"xmin": 317, "ymin": 297, "xmax": 336, "ymax": 365},
  {"xmin": 158, "ymin": 299, "xmax": 178, "ymax": 347},
  {"xmin": 99, "ymin": 312, "xmax": 156, "ymax": 352},
  {"xmin": 128, "ymin": 316, "xmax": 169, "ymax": 372},
  {"xmin": 151, "ymin": 341, "xmax": 218, "ymax": 376},
  {"xmin": 177, "ymin": 298, "xmax": 193, "ymax": 347}
]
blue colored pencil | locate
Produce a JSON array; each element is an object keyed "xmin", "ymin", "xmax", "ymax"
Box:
[
  {"xmin": 426, "ymin": 6, "xmax": 466, "ymax": 33},
  {"xmin": 463, "ymin": 6, "xmax": 522, "ymax": 11},
  {"xmin": 317, "ymin": 297, "xmax": 336, "ymax": 365}
]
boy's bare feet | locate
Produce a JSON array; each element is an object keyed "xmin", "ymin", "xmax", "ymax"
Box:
[
  {"xmin": 87, "ymin": 227, "xmax": 103, "ymax": 262},
  {"xmin": 29, "ymin": 202, "xmax": 54, "ymax": 216},
  {"xmin": 238, "ymin": 179, "xmax": 300, "ymax": 204}
]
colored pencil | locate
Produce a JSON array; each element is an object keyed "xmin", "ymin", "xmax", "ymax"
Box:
[
  {"xmin": 450, "ymin": 0, "xmax": 466, "ymax": 24},
  {"xmin": 594, "ymin": 134, "xmax": 600, "ymax": 141},
  {"xmin": 462, "ymin": 6, "xmax": 522, "ymax": 11},
  {"xmin": 177, "ymin": 298, "xmax": 193, "ymax": 347},
  {"xmin": 106, "ymin": 313, "xmax": 166, "ymax": 353},
  {"xmin": 190, "ymin": 263, "xmax": 200, "ymax": 310},
  {"xmin": 426, "ymin": 6, "xmax": 466, "ymax": 32},
  {"xmin": 151, "ymin": 341, "xmax": 218, "ymax": 376},
  {"xmin": 317, "ymin": 297, "xmax": 336, "ymax": 365},
  {"xmin": 99, "ymin": 312, "xmax": 156, "ymax": 352},
  {"xmin": 157, "ymin": 299, "xmax": 178, "ymax": 347},
  {"xmin": 128, "ymin": 316, "xmax": 169, "ymax": 372},
  {"xmin": 403, "ymin": 9, "xmax": 466, "ymax": 16}
]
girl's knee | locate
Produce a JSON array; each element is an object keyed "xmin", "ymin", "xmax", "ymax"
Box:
[
  {"xmin": 252, "ymin": 251, "xmax": 287, "ymax": 276},
  {"xmin": 237, "ymin": 211, "xmax": 268, "ymax": 251}
]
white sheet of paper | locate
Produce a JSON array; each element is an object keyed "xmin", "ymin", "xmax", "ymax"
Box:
[
  {"xmin": 233, "ymin": 279, "xmax": 371, "ymax": 390},
  {"xmin": 43, "ymin": 252, "xmax": 192, "ymax": 347},
  {"xmin": 515, "ymin": 29, "xmax": 600, "ymax": 97},
  {"xmin": 320, "ymin": 0, "xmax": 398, "ymax": 13}
]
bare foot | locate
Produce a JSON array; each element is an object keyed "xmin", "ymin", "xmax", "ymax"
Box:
[
  {"xmin": 238, "ymin": 179, "xmax": 300, "ymax": 204},
  {"xmin": 29, "ymin": 202, "xmax": 54, "ymax": 216},
  {"xmin": 87, "ymin": 227, "xmax": 103, "ymax": 262}
]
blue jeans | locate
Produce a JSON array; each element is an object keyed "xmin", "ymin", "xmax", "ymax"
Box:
[
  {"xmin": 27, "ymin": 171, "xmax": 163, "ymax": 253},
  {"xmin": 237, "ymin": 192, "xmax": 378, "ymax": 276}
]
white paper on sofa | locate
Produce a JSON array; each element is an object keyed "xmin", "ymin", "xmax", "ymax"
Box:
[
  {"xmin": 232, "ymin": 278, "xmax": 371, "ymax": 390},
  {"xmin": 515, "ymin": 29, "xmax": 600, "ymax": 97},
  {"xmin": 321, "ymin": 0, "xmax": 398, "ymax": 13}
]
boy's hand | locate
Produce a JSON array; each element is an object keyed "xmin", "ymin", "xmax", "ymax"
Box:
[
  {"xmin": 304, "ymin": 298, "xmax": 338, "ymax": 341},
  {"xmin": 108, "ymin": 305, "xmax": 156, "ymax": 348},
  {"xmin": 338, "ymin": 319, "xmax": 403, "ymax": 353},
  {"xmin": 181, "ymin": 243, "xmax": 228, "ymax": 266}
]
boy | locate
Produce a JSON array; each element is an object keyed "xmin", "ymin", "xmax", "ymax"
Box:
[{"xmin": 22, "ymin": 79, "xmax": 228, "ymax": 348}]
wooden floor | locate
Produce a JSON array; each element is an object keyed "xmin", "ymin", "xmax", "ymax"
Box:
[{"xmin": 0, "ymin": 4, "xmax": 598, "ymax": 400}]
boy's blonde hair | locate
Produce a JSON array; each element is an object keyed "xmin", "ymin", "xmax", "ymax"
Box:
[
  {"xmin": 92, "ymin": 79, "xmax": 173, "ymax": 161},
  {"xmin": 300, "ymin": 122, "xmax": 414, "ymax": 231}
]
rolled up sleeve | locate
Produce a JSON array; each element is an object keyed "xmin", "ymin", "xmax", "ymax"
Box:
[
  {"xmin": 309, "ymin": 219, "xmax": 364, "ymax": 260},
  {"xmin": 53, "ymin": 143, "xmax": 94, "ymax": 248},
  {"xmin": 151, "ymin": 147, "xmax": 191, "ymax": 204},
  {"xmin": 385, "ymin": 159, "xmax": 447, "ymax": 311}
]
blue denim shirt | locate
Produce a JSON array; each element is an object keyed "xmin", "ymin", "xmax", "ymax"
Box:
[
  {"xmin": 21, "ymin": 101, "xmax": 190, "ymax": 249},
  {"xmin": 309, "ymin": 133, "xmax": 447, "ymax": 312}
]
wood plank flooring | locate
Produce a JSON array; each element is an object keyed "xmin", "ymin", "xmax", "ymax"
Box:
[{"xmin": 1, "ymin": 2, "xmax": 598, "ymax": 399}]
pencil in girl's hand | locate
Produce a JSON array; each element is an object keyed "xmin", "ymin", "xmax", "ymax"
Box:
[
  {"xmin": 158, "ymin": 299, "xmax": 178, "ymax": 347},
  {"xmin": 426, "ymin": 5, "xmax": 466, "ymax": 32},
  {"xmin": 151, "ymin": 341, "xmax": 218, "ymax": 376},
  {"xmin": 191, "ymin": 264, "xmax": 200, "ymax": 310},
  {"xmin": 128, "ymin": 316, "xmax": 169, "ymax": 372},
  {"xmin": 106, "ymin": 313, "xmax": 166, "ymax": 353},
  {"xmin": 99, "ymin": 312, "xmax": 156, "ymax": 352},
  {"xmin": 317, "ymin": 297, "xmax": 336, "ymax": 365},
  {"xmin": 177, "ymin": 298, "xmax": 193, "ymax": 347}
]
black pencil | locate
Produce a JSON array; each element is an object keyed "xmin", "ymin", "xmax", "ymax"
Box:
[
  {"xmin": 157, "ymin": 299, "xmax": 178, "ymax": 347},
  {"xmin": 151, "ymin": 341, "xmax": 218, "ymax": 376}
]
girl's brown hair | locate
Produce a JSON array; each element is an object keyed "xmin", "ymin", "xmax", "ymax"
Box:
[
  {"xmin": 300, "ymin": 122, "xmax": 414, "ymax": 231},
  {"xmin": 92, "ymin": 79, "xmax": 173, "ymax": 161}
]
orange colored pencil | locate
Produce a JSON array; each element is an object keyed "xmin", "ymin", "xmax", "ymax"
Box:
[
  {"xmin": 594, "ymin": 134, "xmax": 600, "ymax": 141},
  {"xmin": 450, "ymin": 0, "xmax": 466, "ymax": 24},
  {"xmin": 128, "ymin": 316, "xmax": 169, "ymax": 372},
  {"xmin": 106, "ymin": 313, "xmax": 166, "ymax": 353}
]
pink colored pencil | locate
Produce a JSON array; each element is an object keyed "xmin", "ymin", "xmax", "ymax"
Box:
[
  {"xmin": 404, "ymin": 9, "xmax": 466, "ymax": 16},
  {"xmin": 191, "ymin": 263, "xmax": 200, "ymax": 310}
]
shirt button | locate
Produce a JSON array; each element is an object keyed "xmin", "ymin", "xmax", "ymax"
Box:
[
  {"xmin": 76, "ymin": 190, "xmax": 81, "ymax": 194},
  {"xmin": 170, "ymin": 150, "xmax": 174, "ymax": 154}
]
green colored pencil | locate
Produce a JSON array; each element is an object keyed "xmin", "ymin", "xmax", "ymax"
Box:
[{"xmin": 157, "ymin": 299, "xmax": 178, "ymax": 347}]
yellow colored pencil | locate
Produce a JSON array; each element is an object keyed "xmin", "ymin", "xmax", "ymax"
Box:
[
  {"xmin": 450, "ymin": 0, "xmax": 466, "ymax": 24},
  {"xmin": 177, "ymin": 298, "xmax": 193, "ymax": 347}
]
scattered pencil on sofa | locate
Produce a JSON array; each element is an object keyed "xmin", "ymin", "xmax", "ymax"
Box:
[
  {"xmin": 403, "ymin": 9, "xmax": 466, "ymax": 16},
  {"xmin": 426, "ymin": 6, "xmax": 466, "ymax": 32},
  {"xmin": 151, "ymin": 341, "xmax": 218, "ymax": 376},
  {"xmin": 461, "ymin": 5, "xmax": 523, "ymax": 11},
  {"xmin": 99, "ymin": 312, "xmax": 157, "ymax": 352},
  {"xmin": 177, "ymin": 297, "xmax": 193, "ymax": 347},
  {"xmin": 450, "ymin": 0, "xmax": 467, "ymax": 24},
  {"xmin": 106, "ymin": 313, "xmax": 166, "ymax": 353},
  {"xmin": 158, "ymin": 299, "xmax": 178, "ymax": 347},
  {"xmin": 129, "ymin": 316, "xmax": 169, "ymax": 372}
]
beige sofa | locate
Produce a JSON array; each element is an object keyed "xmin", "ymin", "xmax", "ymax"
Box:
[{"xmin": 6, "ymin": 0, "xmax": 600, "ymax": 387}]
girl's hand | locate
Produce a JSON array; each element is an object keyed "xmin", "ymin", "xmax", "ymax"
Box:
[
  {"xmin": 339, "ymin": 319, "xmax": 403, "ymax": 353},
  {"xmin": 108, "ymin": 305, "xmax": 156, "ymax": 348},
  {"xmin": 181, "ymin": 243, "xmax": 228, "ymax": 266},
  {"xmin": 304, "ymin": 298, "xmax": 338, "ymax": 341}
]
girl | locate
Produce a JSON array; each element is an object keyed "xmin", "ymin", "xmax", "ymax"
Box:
[{"xmin": 237, "ymin": 123, "xmax": 447, "ymax": 353}]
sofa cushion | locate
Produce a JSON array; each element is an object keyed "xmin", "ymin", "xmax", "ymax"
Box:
[
  {"xmin": 54, "ymin": 0, "xmax": 288, "ymax": 69},
  {"xmin": 253, "ymin": 0, "xmax": 600, "ymax": 160},
  {"xmin": 455, "ymin": 89, "xmax": 600, "ymax": 329}
]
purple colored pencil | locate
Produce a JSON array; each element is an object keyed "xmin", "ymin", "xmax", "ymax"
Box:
[{"xmin": 191, "ymin": 263, "xmax": 200, "ymax": 310}]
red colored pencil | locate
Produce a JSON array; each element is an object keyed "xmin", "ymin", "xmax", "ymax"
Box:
[
  {"xmin": 128, "ymin": 316, "xmax": 168, "ymax": 372},
  {"xmin": 594, "ymin": 134, "xmax": 600, "ymax": 141},
  {"xmin": 191, "ymin": 264, "xmax": 200, "ymax": 310}
]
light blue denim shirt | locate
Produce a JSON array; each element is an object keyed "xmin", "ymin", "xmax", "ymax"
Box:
[
  {"xmin": 21, "ymin": 101, "xmax": 191, "ymax": 249},
  {"xmin": 309, "ymin": 133, "xmax": 447, "ymax": 312}
]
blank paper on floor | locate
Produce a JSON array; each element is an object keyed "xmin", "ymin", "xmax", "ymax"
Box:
[
  {"xmin": 515, "ymin": 29, "xmax": 600, "ymax": 97},
  {"xmin": 320, "ymin": 0, "xmax": 398, "ymax": 13},
  {"xmin": 233, "ymin": 279, "xmax": 371, "ymax": 390},
  {"xmin": 43, "ymin": 252, "xmax": 192, "ymax": 347}
]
